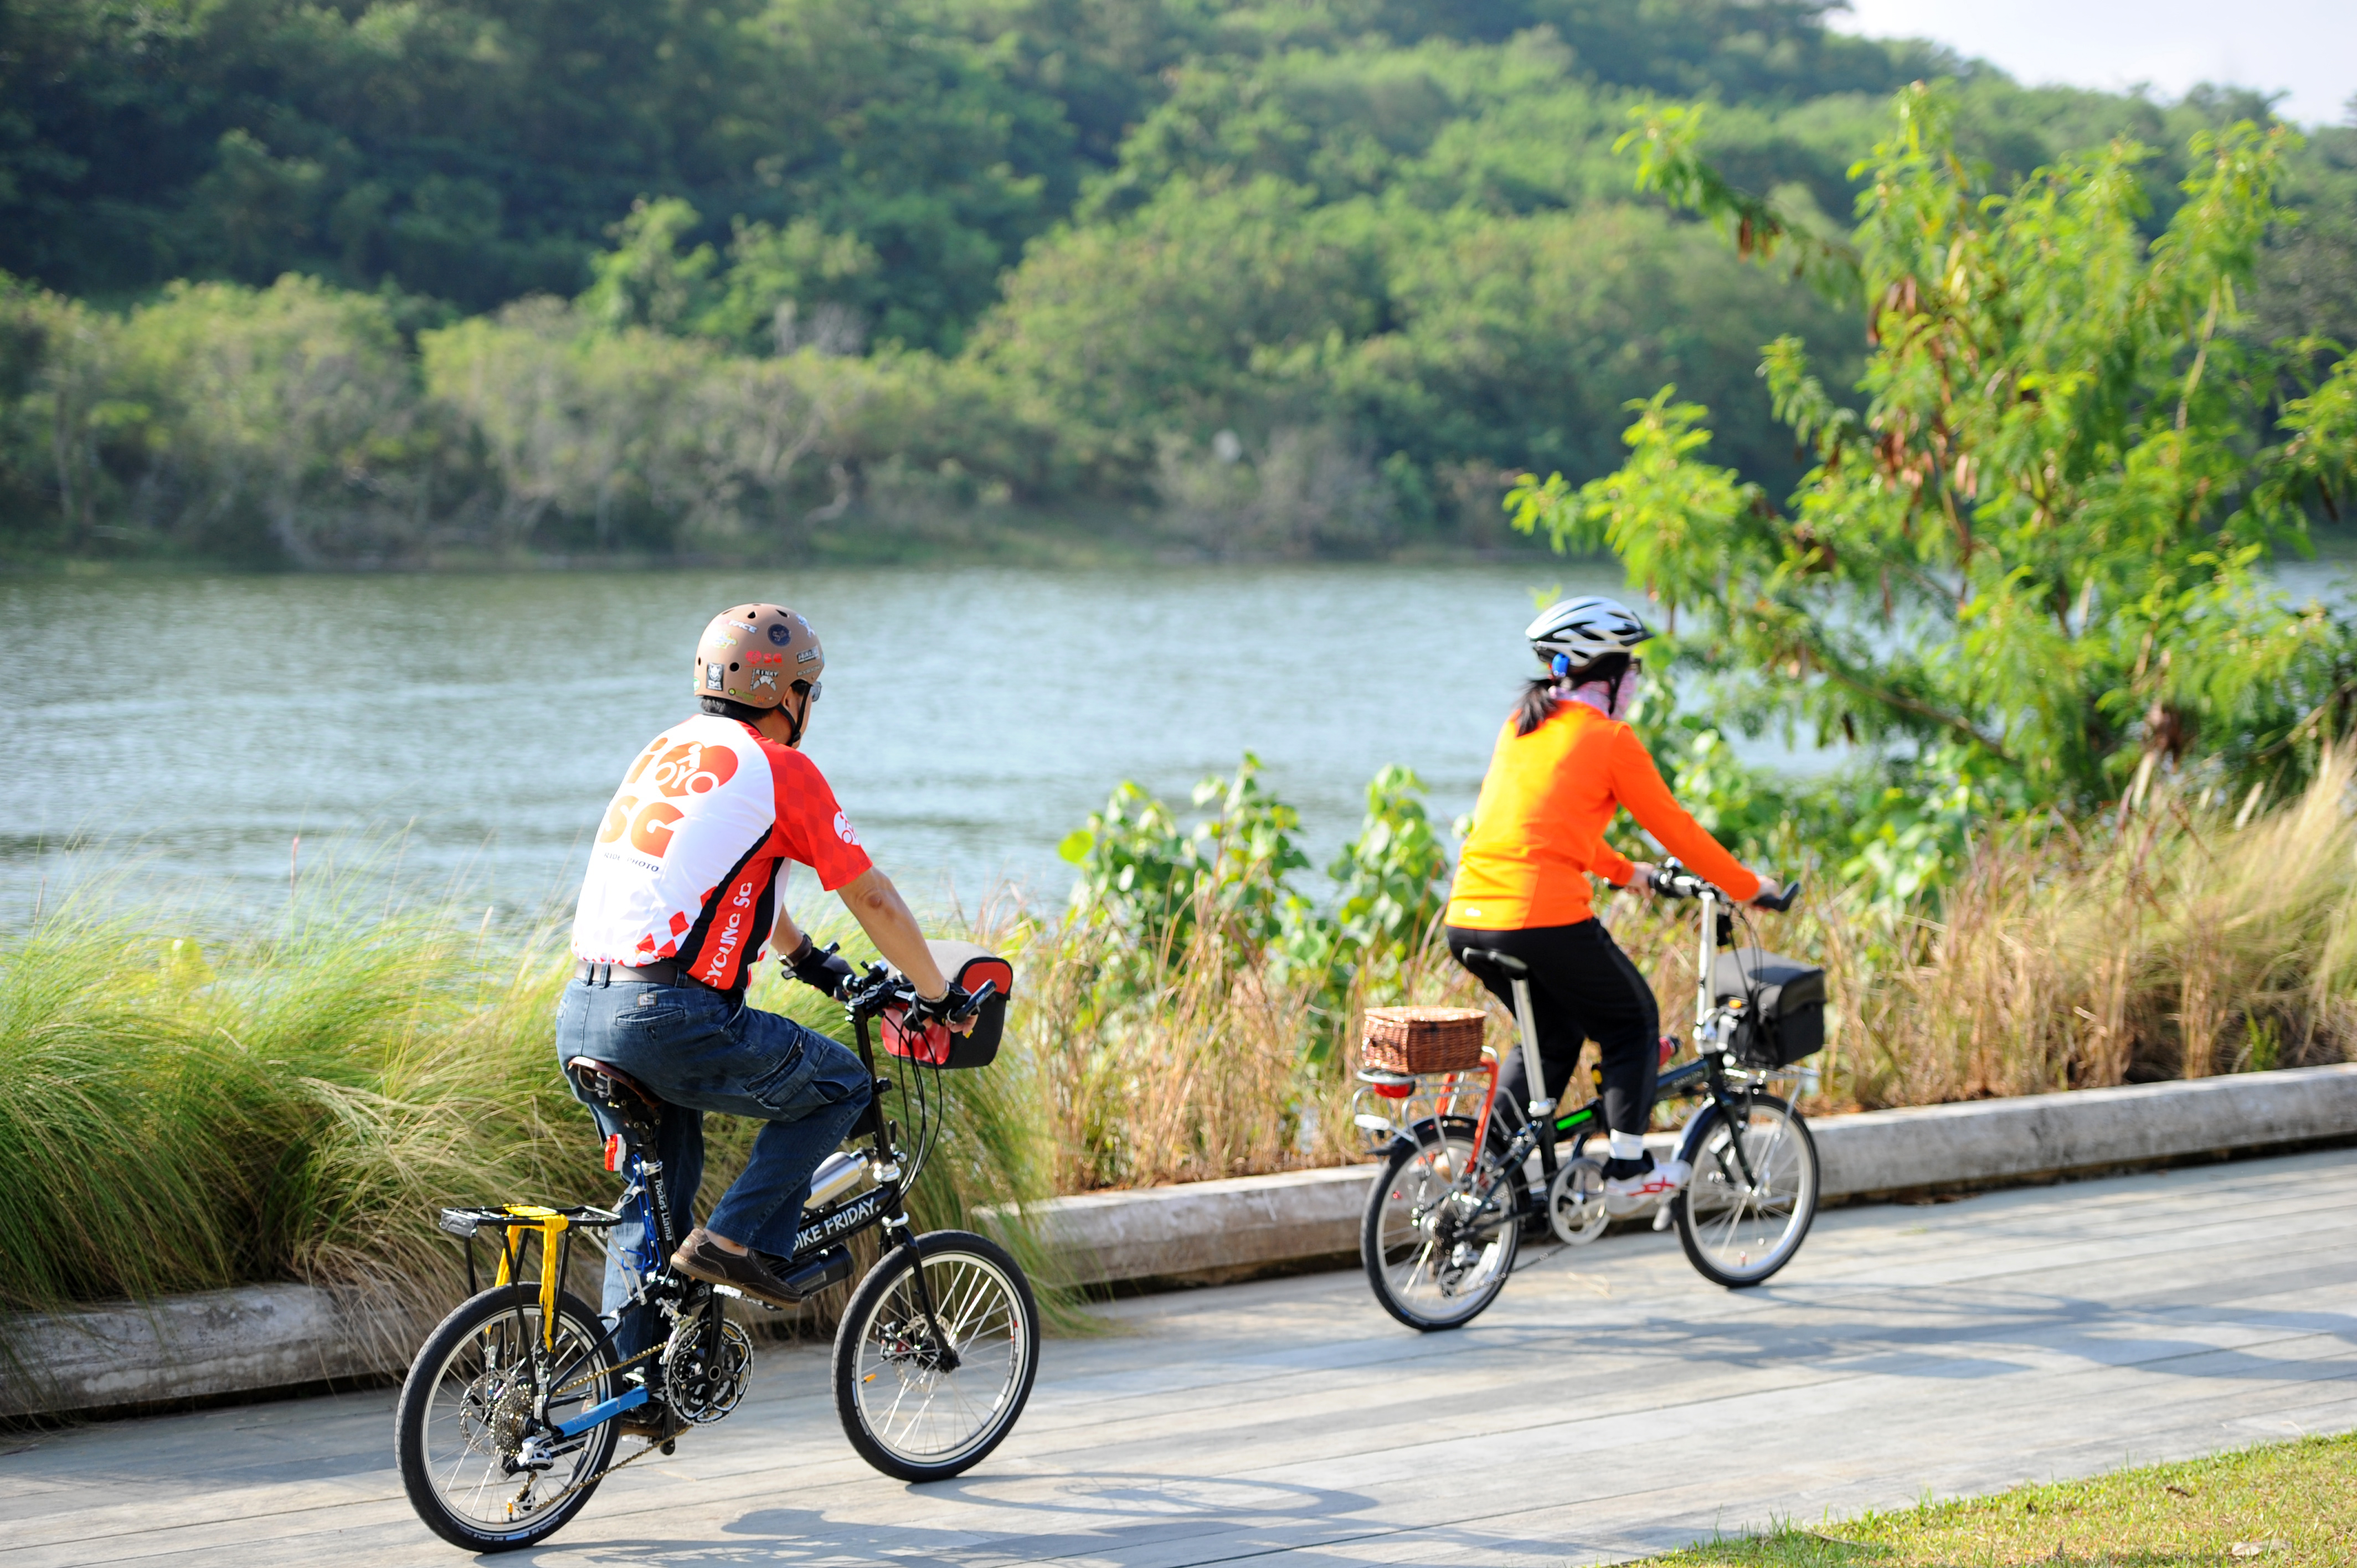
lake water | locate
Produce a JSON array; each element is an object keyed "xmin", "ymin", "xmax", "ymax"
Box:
[
  {"xmin": 11, "ymin": 555, "xmax": 2345, "ymax": 929},
  {"xmin": 0, "ymin": 563, "xmax": 1632, "ymax": 926}
]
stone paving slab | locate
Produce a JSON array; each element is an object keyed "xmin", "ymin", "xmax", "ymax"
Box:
[{"xmin": 3, "ymin": 1148, "xmax": 2351, "ymax": 1567}]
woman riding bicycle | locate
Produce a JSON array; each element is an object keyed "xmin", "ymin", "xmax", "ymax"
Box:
[{"xmin": 1444, "ymin": 596, "xmax": 1783, "ymax": 1207}]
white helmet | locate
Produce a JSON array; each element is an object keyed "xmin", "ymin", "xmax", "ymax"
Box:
[{"xmin": 1526, "ymin": 596, "xmax": 1652, "ymax": 670}]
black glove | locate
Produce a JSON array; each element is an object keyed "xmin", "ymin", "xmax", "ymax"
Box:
[
  {"xmin": 784, "ymin": 935, "xmax": 855, "ymax": 999},
  {"xmin": 903, "ymin": 979, "xmax": 976, "ymax": 1029}
]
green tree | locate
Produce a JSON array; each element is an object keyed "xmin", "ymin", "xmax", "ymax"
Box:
[{"xmin": 1512, "ymin": 86, "xmax": 2357, "ymax": 806}]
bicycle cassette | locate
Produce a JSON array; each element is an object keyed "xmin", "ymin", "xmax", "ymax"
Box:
[{"xmin": 661, "ymin": 1314, "xmax": 755, "ymax": 1425}]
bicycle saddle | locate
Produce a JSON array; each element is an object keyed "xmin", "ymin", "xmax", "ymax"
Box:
[
  {"xmin": 565, "ymin": 1056, "xmax": 664, "ymax": 1137},
  {"xmin": 1459, "ymin": 948, "xmax": 1529, "ymax": 979}
]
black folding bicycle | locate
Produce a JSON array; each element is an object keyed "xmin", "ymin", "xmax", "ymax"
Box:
[
  {"xmin": 1356, "ymin": 865, "xmax": 1825, "ymax": 1330},
  {"xmin": 394, "ymin": 955, "xmax": 1039, "ymax": 1552}
]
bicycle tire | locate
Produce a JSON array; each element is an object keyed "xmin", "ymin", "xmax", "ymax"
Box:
[
  {"xmin": 832, "ymin": 1229, "xmax": 1039, "ymax": 1482},
  {"xmin": 395, "ymin": 1285, "xmax": 620, "ymax": 1552},
  {"xmin": 1672, "ymin": 1093, "xmax": 1819, "ymax": 1288},
  {"xmin": 1360, "ymin": 1115, "xmax": 1523, "ymax": 1331}
]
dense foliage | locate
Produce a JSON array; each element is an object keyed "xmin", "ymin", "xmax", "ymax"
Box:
[
  {"xmin": 1514, "ymin": 87, "xmax": 2357, "ymax": 819},
  {"xmin": 5, "ymin": 1, "xmax": 2351, "ymax": 563}
]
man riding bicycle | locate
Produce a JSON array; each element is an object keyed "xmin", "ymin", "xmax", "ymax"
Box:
[
  {"xmin": 1444, "ymin": 596, "xmax": 1783, "ymax": 1208},
  {"xmin": 556, "ymin": 603, "xmax": 972, "ymax": 1398}
]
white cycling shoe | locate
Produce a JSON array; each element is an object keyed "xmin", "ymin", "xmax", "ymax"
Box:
[{"xmin": 1603, "ymin": 1154, "xmax": 1691, "ymax": 1214}]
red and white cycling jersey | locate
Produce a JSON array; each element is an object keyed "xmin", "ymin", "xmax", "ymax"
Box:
[{"xmin": 570, "ymin": 714, "xmax": 873, "ymax": 989}]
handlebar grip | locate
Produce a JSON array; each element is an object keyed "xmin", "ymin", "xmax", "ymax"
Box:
[
  {"xmin": 1752, "ymin": 879, "xmax": 1801, "ymax": 912},
  {"xmin": 958, "ymin": 980, "xmax": 997, "ymax": 1018}
]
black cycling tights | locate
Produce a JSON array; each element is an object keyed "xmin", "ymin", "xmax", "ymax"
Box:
[{"xmin": 1445, "ymin": 919, "xmax": 1660, "ymax": 1138}]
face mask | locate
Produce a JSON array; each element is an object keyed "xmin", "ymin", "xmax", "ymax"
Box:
[{"xmin": 1610, "ymin": 665, "xmax": 1644, "ymax": 720}]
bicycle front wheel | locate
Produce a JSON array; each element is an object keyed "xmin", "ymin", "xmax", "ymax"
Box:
[
  {"xmin": 1673, "ymin": 1093, "xmax": 1819, "ymax": 1288},
  {"xmin": 832, "ymin": 1229, "xmax": 1039, "ymax": 1482},
  {"xmin": 394, "ymin": 1285, "xmax": 620, "ymax": 1552},
  {"xmin": 1360, "ymin": 1118, "xmax": 1521, "ymax": 1332}
]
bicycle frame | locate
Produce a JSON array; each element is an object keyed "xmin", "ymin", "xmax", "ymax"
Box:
[
  {"xmin": 1402, "ymin": 883, "xmax": 1790, "ymax": 1229},
  {"xmin": 445, "ymin": 977, "xmax": 970, "ymax": 1453}
]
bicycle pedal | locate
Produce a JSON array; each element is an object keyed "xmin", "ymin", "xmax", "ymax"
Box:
[{"xmin": 704, "ymin": 1282, "xmax": 783, "ymax": 1312}]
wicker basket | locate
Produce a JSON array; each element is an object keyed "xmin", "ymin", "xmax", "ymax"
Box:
[{"xmin": 1360, "ymin": 1006, "xmax": 1487, "ymax": 1075}]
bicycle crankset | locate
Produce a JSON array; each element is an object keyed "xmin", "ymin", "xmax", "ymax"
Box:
[
  {"xmin": 1546, "ymin": 1158, "xmax": 1608, "ymax": 1245},
  {"xmin": 662, "ymin": 1314, "xmax": 755, "ymax": 1425}
]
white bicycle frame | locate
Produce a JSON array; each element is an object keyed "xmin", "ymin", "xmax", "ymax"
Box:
[{"xmin": 1496, "ymin": 883, "xmax": 1723, "ymax": 1112}]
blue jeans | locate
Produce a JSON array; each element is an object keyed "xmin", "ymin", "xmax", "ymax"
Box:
[{"xmin": 554, "ymin": 976, "xmax": 872, "ymax": 1358}]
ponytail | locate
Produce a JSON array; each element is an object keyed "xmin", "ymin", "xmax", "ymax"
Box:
[
  {"xmin": 1513, "ymin": 652, "xmax": 1633, "ymax": 736},
  {"xmin": 1513, "ymin": 677, "xmax": 1558, "ymax": 736}
]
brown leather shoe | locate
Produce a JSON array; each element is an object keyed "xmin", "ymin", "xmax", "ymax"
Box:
[{"xmin": 670, "ymin": 1227, "xmax": 807, "ymax": 1309}]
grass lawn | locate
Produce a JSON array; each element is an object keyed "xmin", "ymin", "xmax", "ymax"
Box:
[{"xmin": 1653, "ymin": 1435, "xmax": 2355, "ymax": 1567}]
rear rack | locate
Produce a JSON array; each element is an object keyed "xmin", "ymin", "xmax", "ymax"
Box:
[
  {"xmin": 1349, "ymin": 1061, "xmax": 1497, "ymax": 1153},
  {"xmin": 438, "ymin": 1203, "xmax": 624, "ymax": 1239}
]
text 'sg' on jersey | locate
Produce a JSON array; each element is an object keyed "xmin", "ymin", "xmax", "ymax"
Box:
[{"xmin": 570, "ymin": 713, "xmax": 874, "ymax": 988}]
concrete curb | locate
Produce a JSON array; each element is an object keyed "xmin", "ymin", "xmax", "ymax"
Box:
[
  {"xmin": 0, "ymin": 1283, "xmax": 410, "ymax": 1419},
  {"xmin": 1006, "ymin": 1061, "xmax": 2357, "ymax": 1288},
  {"xmin": 1810, "ymin": 1061, "xmax": 2357, "ymax": 1199},
  {"xmin": 8, "ymin": 1064, "xmax": 2353, "ymax": 1415}
]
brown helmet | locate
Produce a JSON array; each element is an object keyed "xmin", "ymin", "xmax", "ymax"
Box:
[{"xmin": 693, "ymin": 604, "xmax": 824, "ymax": 709}]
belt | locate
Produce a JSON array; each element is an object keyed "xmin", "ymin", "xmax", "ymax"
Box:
[{"xmin": 575, "ymin": 957, "xmax": 739, "ymax": 994}]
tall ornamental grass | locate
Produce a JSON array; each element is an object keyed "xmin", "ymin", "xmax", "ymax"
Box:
[
  {"xmin": 0, "ymin": 873, "xmax": 1059, "ymax": 1341},
  {"xmin": 0, "ymin": 886, "xmax": 596, "ymax": 1335},
  {"xmin": 1601, "ymin": 754, "xmax": 2357, "ymax": 1108},
  {"xmin": 4, "ymin": 759, "xmax": 2351, "ymax": 1334}
]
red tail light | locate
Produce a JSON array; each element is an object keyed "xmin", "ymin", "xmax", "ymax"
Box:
[{"xmin": 603, "ymin": 1133, "xmax": 623, "ymax": 1172}]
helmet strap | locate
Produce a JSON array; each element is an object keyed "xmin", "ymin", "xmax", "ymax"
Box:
[{"xmin": 778, "ymin": 699, "xmax": 804, "ymax": 746}]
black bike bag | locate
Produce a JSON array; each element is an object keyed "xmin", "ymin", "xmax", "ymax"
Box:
[
  {"xmin": 1711, "ymin": 948, "xmax": 1826, "ymax": 1067},
  {"xmin": 881, "ymin": 939, "xmax": 1014, "ymax": 1069}
]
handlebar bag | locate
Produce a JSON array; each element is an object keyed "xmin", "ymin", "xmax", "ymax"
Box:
[
  {"xmin": 881, "ymin": 940, "xmax": 1015, "ymax": 1069},
  {"xmin": 1710, "ymin": 948, "xmax": 1825, "ymax": 1067}
]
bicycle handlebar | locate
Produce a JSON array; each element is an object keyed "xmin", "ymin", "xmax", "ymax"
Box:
[
  {"xmin": 842, "ymin": 964, "xmax": 996, "ymax": 1022},
  {"xmin": 1651, "ymin": 859, "xmax": 1801, "ymax": 911}
]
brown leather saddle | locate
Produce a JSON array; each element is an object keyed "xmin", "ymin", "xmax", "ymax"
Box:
[{"xmin": 565, "ymin": 1055, "xmax": 665, "ymax": 1144}]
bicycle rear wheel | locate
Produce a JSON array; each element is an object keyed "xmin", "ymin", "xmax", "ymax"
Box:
[
  {"xmin": 395, "ymin": 1285, "xmax": 620, "ymax": 1552},
  {"xmin": 1673, "ymin": 1094, "xmax": 1819, "ymax": 1287},
  {"xmin": 832, "ymin": 1229, "xmax": 1039, "ymax": 1482},
  {"xmin": 1360, "ymin": 1117, "xmax": 1521, "ymax": 1331}
]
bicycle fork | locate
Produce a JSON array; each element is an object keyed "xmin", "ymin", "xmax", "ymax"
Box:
[{"xmin": 853, "ymin": 1012, "xmax": 963, "ymax": 1374}]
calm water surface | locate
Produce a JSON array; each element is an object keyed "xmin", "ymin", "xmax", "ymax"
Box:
[
  {"xmin": 15, "ymin": 556, "xmax": 2343, "ymax": 926},
  {"xmin": 1, "ymin": 564, "xmax": 1632, "ymax": 924}
]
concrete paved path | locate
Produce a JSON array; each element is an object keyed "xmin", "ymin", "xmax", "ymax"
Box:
[{"xmin": 6, "ymin": 1148, "xmax": 2353, "ymax": 1567}]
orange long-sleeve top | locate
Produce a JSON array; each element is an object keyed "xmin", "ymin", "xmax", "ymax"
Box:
[{"xmin": 1444, "ymin": 700, "xmax": 1761, "ymax": 931}]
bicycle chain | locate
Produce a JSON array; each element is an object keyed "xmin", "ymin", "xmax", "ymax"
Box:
[
  {"xmin": 507, "ymin": 1344, "xmax": 682, "ymax": 1519},
  {"xmin": 536, "ymin": 1418, "xmax": 673, "ymax": 1512},
  {"xmin": 552, "ymin": 1340, "xmax": 663, "ymax": 1402},
  {"xmin": 518, "ymin": 1324, "xmax": 712, "ymax": 1517}
]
